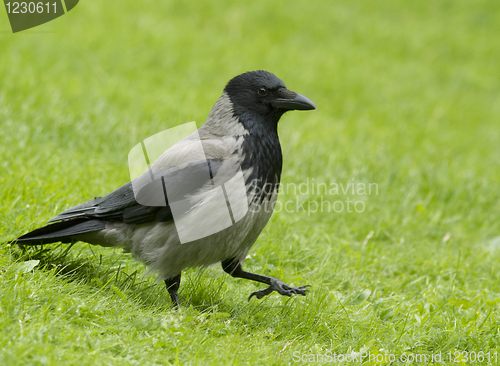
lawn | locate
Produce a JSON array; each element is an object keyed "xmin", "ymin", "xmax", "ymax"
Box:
[{"xmin": 1, "ymin": 0, "xmax": 500, "ymax": 365}]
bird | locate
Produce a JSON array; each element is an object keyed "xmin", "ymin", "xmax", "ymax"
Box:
[{"xmin": 13, "ymin": 70, "xmax": 316, "ymax": 308}]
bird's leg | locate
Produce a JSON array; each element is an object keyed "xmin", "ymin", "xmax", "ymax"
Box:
[
  {"xmin": 164, "ymin": 273, "xmax": 181, "ymax": 309},
  {"xmin": 221, "ymin": 258, "xmax": 310, "ymax": 301}
]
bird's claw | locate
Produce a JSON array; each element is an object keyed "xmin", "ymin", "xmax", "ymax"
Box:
[{"xmin": 248, "ymin": 278, "xmax": 311, "ymax": 301}]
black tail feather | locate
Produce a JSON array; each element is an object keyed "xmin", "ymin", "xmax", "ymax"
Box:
[{"xmin": 12, "ymin": 218, "xmax": 106, "ymax": 245}]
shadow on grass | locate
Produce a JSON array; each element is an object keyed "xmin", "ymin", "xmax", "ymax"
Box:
[
  {"xmin": 9, "ymin": 243, "xmax": 232, "ymax": 313},
  {"xmin": 7, "ymin": 243, "xmax": 330, "ymax": 342}
]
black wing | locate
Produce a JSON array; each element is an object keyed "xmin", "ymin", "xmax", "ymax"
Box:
[
  {"xmin": 49, "ymin": 159, "xmax": 223, "ymax": 224},
  {"xmin": 14, "ymin": 159, "xmax": 223, "ymax": 245}
]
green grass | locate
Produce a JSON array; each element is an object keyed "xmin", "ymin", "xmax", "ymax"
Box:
[{"xmin": 2, "ymin": 0, "xmax": 500, "ymax": 364}]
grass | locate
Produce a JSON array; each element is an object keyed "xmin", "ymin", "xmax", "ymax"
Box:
[{"xmin": 1, "ymin": 0, "xmax": 500, "ymax": 364}]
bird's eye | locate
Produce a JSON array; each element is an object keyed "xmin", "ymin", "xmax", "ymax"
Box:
[{"xmin": 258, "ymin": 87, "xmax": 268, "ymax": 96}]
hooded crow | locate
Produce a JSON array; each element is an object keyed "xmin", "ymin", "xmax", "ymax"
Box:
[{"xmin": 13, "ymin": 70, "xmax": 316, "ymax": 307}]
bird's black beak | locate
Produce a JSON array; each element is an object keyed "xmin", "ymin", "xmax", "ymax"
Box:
[{"xmin": 271, "ymin": 89, "xmax": 316, "ymax": 111}]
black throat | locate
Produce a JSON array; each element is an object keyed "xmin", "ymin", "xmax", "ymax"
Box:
[{"xmin": 237, "ymin": 111, "xmax": 284, "ymax": 203}]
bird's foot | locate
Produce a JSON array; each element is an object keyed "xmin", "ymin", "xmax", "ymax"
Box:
[
  {"xmin": 169, "ymin": 292, "xmax": 180, "ymax": 310},
  {"xmin": 248, "ymin": 278, "xmax": 310, "ymax": 300}
]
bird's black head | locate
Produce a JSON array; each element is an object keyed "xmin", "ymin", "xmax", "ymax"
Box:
[{"xmin": 224, "ymin": 70, "xmax": 316, "ymax": 133}]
